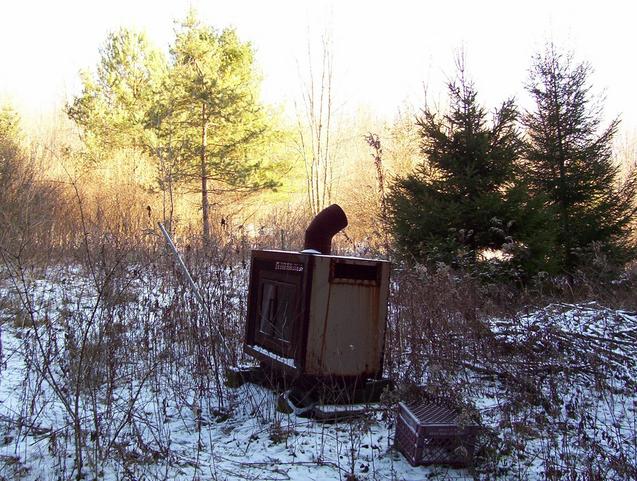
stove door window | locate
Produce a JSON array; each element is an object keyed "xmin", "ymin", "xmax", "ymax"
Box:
[{"xmin": 259, "ymin": 280, "xmax": 296, "ymax": 343}]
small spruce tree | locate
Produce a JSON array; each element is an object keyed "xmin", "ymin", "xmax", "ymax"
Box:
[{"xmin": 523, "ymin": 44, "xmax": 637, "ymax": 272}]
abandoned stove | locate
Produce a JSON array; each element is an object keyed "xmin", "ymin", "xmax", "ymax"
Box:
[
  {"xmin": 160, "ymin": 205, "xmax": 479, "ymax": 463},
  {"xmin": 239, "ymin": 204, "xmax": 391, "ymax": 415}
]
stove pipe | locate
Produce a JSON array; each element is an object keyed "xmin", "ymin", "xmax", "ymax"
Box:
[{"xmin": 303, "ymin": 204, "xmax": 348, "ymax": 255}]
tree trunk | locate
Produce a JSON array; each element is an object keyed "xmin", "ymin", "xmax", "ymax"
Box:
[
  {"xmin": 201, "ymin": 103, "xmax": 210, "ymax": 245},
  {"xmin": 552, "ymin": 83, "xmax": 573, "ymax": 272}
]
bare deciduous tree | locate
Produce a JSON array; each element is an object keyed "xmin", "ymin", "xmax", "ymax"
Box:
[{"xmin": 296, "ymin": 30, "xmax": 339, "ymax": 216}]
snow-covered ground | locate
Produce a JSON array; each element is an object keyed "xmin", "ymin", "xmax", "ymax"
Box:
[
  {"xmin": 479, "ymin": 303, "xmax": 637, "ymax": 480},
  {"xmin": 0, "ymin": 265, "xmax": 635, "ymax": 480},
  {"xmin": 0, "ymin": 322, "xmax": 438, "ymax": 481},
  {"xmin": 0, "ymin": 323, "xmax": 462, "ymax": 480}
]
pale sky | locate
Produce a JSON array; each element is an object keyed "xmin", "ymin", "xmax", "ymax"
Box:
[{"xmin": 1, "ymin": 0, "xmax": 636, "ymax": 132}]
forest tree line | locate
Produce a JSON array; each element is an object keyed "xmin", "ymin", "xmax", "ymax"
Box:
[{"xmin": 1, "ymin": 11, "xmax": 636, "ymax": 282}]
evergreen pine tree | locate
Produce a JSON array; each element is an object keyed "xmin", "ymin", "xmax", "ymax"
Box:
[
  {"xmin": 163, "ymin": 10, "xmax": 279, "ymax": 243},
  {"xmin": 388, "ymin": 66, "xmax": 546, "ymax": 272},
  {"xmin": 67, "ymin": 12, "xmax": 283, "ymax": 242},
  {"xmin": 67, "ymin": 28, "xmax": 166, "ymax": 153},
  {"xmin": 523, "ymin": 45, "xmax": 637, "ymax": 272}
]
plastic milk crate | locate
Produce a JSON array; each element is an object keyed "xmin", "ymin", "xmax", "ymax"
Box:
[{"xmin": 395, "ymin": 400, "xmax": 479, "ymax": 467}]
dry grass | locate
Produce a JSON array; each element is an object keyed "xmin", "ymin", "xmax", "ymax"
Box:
[{"xmin": 1, "ymin": 196, "xmax": 637, "ymax": 479}]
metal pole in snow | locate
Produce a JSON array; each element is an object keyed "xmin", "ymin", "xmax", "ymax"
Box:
[
  {"xmin": 158, "ymin": 222, "xmax": 205, "ymax": 306},
  {"xmin": 158, "ymin": 222, "xmax": 232, "ymax": 359}
]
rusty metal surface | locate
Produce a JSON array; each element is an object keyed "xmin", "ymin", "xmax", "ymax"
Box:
[{"xmin": 305, "ymin": 256, "xmax": 390, "ymax": 378}]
